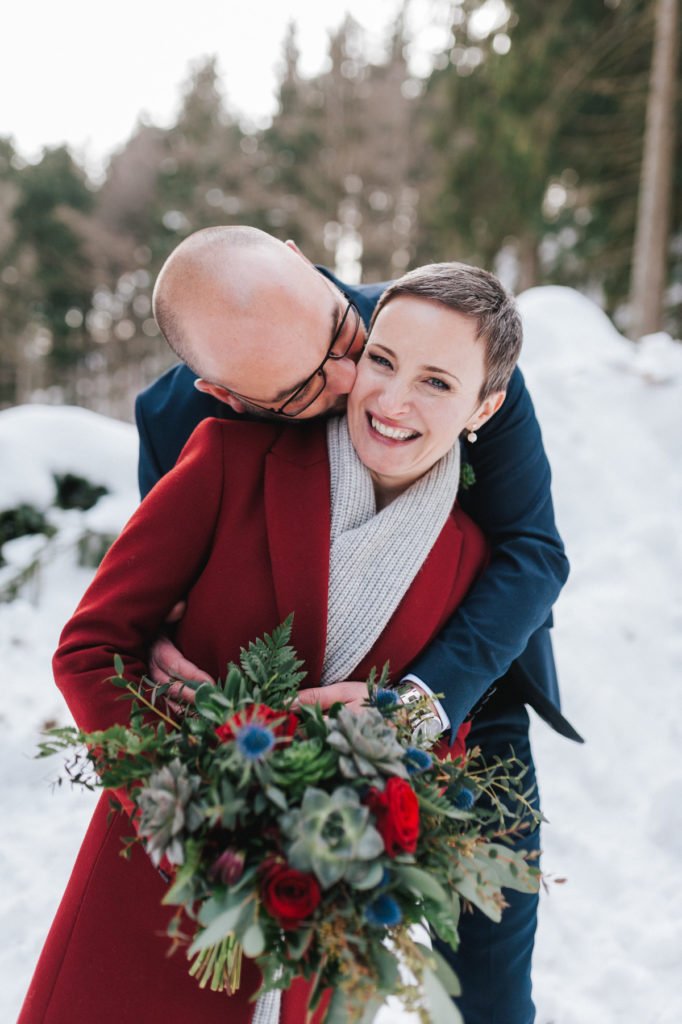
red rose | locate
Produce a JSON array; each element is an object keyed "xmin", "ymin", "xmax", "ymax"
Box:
[
  {"xmin": 366, "ymin": 777, "xmax": 420, "ymax": 857},
  {"xmin": 261, "ymin": 863, "xmax": 321, "ymax": 928},
  {"xmin": 215, "ymin": 704, "xmax": 298, "ymax": 744}
]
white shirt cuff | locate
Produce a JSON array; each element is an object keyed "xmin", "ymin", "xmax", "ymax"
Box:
[{"xmin": 401, "ymin": 673, "xmax": 451, "ymax": 734}]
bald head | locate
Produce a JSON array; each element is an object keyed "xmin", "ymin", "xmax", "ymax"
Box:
[
  {"xmin": 153, "ymin": 226, "xmax": 286, "ymax": 375},
  {"xmin": 151, "ymin": 226, "xmax": 365, "ymax": 418}
]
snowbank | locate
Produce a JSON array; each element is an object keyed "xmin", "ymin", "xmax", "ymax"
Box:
[{"xmin": 2, "ymin": 288, "xmax": 681, "ymax": 1022}]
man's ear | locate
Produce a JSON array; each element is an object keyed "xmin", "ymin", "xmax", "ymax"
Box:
[
  {"xmin": 194, "ymin": 378, "xmax": 247, "ymax": 414},
  {"xmin": 284, "ymin": 238, "xmax": 314, "ymax": 267}
]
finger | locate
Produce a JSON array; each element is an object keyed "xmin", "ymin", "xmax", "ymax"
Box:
[
  {"xmin": 293, "ymin": 687, "xmax": 327, "ymax": 707},
  {"xmin": 149, "ymin": 636, "xmax": 215, "ymax": 689},
  {"xmin": 294, "ymin": 686, "xmax": 348, "ymax": 709},
  {"xmin": 165, "ymin": 601, "xmax": 187, "ymax": 624},
  {"xmin": 294, "ymin": 684, "xmax": 361, "ymax": 709},
  {"xmin": 166, "ymin": 681, "xmax": 201, "ymax": 706}
]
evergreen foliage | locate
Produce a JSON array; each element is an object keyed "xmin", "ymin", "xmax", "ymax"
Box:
[{"xmin": 0, "ymin": 2, "xmax": 679, "ymax": 413}]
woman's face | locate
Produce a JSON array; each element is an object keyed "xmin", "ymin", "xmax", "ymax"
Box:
[{"xmin": 347, "ymin": 296, "xmax": 505, "ymax": 498}]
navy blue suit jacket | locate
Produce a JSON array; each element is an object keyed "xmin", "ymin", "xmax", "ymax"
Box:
[{"xmin": 135, "ymin": 269, "xmax": 581, "ymax": 742}]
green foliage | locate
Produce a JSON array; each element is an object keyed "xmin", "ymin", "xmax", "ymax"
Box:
[
  {"xmin": 39, "ymin": 552, "xmax": 540, "ymax": 1020},
  {"xmin": 237, "ymin": 614, "xmax": 307, "ymax": 706},
  {"xmin": 459, "ymin": 461, "xmax": 476, "ymax": 491},
  {"xmin": 0, "ymin": 504, "xmax": 53, "ymax": 564},
  {"xmin": 54, "ymin": 472, "xmax": 108, "ymax": 511},
  {"xmin": 4, "ymin": 4, "xmax": 681, "ymax": 413}
]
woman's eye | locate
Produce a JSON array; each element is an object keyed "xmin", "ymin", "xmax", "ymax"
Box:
[
  {"xmin": 426, "ymin": 377, "xmax": 450, "ymax": 391},
  {"xmin": 369, "ymin": 353, "xmax": 393, "ymax": 369}
]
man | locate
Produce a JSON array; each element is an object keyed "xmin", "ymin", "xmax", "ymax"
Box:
[{"xmin": 136, "ymin": 225, "xmax": 581, "ymax": 1024}]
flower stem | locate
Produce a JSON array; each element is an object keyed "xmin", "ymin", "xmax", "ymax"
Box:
[{"xmin": 123, "ymin": 681, "xmax": 179, "ymax": 731}]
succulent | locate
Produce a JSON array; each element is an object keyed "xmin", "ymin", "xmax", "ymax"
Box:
[
  {"xmin": 269, "ymin": 738, "xmax": 338, "ymax": 799},
  {"xmin": 326, "ymin": 707, "xmax": 409, "ymax": 785},
  {"xmin": 137, "ymin": 758, "xmax": 204, "ymax": 866},
  {"xmin": 280, "ymin": 786, "xmax": 384, "ymax": 889}
]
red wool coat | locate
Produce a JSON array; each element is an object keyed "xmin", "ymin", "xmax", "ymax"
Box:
[{"xmin": 20, "ymin": 418, "xmax": 488, "ymax": 1024}]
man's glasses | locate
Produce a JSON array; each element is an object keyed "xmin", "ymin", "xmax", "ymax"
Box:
[{"xmin": 220, "ymin": 295, "xmax": 363, "ymax": 418}]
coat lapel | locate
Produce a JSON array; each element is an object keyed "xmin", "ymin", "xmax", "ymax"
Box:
[{"xmin": 264, "ymin": 425, "xmax": 330, "ymax": 688}]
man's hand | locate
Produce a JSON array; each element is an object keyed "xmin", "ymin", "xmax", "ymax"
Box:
[
  {"xmin": 294, "ymin": 681, "xmax": 369, "ymax": 715},
  {"xmin": 148, "ymin": 613, "xmax": 215, "ymax": 708}
]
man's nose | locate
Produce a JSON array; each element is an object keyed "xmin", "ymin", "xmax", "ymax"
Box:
[{"xmin": 326, "ymin": 357, "xmax": 357, "ymax": 396}]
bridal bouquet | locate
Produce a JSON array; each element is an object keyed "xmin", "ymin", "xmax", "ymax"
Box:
[{"xmin": 40, "ymin": 618, "xmax": 540, "ymax": 1024}]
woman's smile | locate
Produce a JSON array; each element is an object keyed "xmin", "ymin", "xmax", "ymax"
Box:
[
  {"xmin": 366, "ymin": 413, "xmax": 421, "ymax": 443},
  {"xmin": 348, "ymin": 295, "xmax": 496, "ymax": 503}
]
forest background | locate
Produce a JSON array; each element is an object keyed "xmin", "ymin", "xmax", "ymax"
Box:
[{"xmin": 0, "ymin": 0, "xmax": 679, "ymax": 419}]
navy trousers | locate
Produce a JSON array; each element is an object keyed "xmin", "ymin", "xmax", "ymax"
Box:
[{"xmin": 435, "ymin": 694, "xmax": 541, "ymax": 1024}]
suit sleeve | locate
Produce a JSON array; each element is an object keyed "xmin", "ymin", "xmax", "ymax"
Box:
[
  {"xmin": 53, "ymin": 419, "xmax": 225, "ymax": 735},
  {"xmin": 410, "ymin": 367, "xmax": 569, "ymax": 727}
]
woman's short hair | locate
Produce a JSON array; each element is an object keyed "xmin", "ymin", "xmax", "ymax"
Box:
[{"xmin": 371, "ymin": 262, "xmax": 522, "ymax": 400}]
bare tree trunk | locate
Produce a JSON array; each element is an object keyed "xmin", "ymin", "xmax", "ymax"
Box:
[
  {"xmin": 517, "ymin": 235, "xmax": 539, "ymax": 292},
  {"xmin": 629, "ymin": 0, "xmax": 680, "ymax": 339}
]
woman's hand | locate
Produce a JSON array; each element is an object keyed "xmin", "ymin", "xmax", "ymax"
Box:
[{"xmin": 293, "ymin": 681, "xmax": 369, "ymax": 715}]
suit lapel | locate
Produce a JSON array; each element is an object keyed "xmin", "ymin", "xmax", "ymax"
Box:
[{"xmin": 265, "ymin": 425, "xmax": 330, "ymax": 687}]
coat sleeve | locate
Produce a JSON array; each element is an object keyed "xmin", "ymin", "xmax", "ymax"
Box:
[
  {"xmin": 409, "ymin": 367, "xmax": 569, "ymax": 726},
  {"xmin": 53, "ymin": 419, "xmax": 225, "ymax": 735},
  {"xmin": 134, "ymin": 387, "xmax": 165, "ymax": 500}
]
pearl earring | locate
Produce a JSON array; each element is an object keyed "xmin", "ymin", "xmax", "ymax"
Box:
[{"xmin": 466, "ymin": 428, "xmax": 478, "ymax": 443}]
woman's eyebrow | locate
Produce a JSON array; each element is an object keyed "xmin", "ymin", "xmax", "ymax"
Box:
[{"xmin": 369, "ymin": 342, "xmax": 462, "ymax": 385}]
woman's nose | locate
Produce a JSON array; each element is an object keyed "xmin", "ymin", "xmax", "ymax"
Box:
[
  {"xmin": 376, "ymin": 378, "xmax": 411, "ymax": 416},
  {"xmin": 326, "ymin": 357, "xmax": 357, "ymax": 396}
]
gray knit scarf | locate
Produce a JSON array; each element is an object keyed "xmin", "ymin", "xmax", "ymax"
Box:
[
  {"xmin": 252, "ymin": 418, "xmax": 459, "ymax": 1024},
  {"xmin": 321, "ymin": 416, "xmax": 460, "ymax": 685}
]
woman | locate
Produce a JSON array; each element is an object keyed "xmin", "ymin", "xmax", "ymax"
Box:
[{"xmin": 19, "ymin": 261, "xmax": 522, "ymax": 1024}]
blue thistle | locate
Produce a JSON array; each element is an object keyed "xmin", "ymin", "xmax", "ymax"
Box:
[
  {"xmin": 364, "ymin": 893, "xmax": 403, "ymax": 928},
  {"xmin": 404, "ymin": 747, "xmax": 433, "ymax": 775},
  {"xmin": 236, "ymin": 723, "xmax": 275, "ymax": 761},
  {"xmin": 375, "ymin": 688, "xmax": 399, "ymax": 712},
  {"xmin": 452, "ymin": 786, "xmax": 475, "ymax": 810}
]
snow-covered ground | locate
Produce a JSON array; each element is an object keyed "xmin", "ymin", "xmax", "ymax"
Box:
[{"xmin": 1, "ymin": 289, "xmax": 681, "ymax": 1022}]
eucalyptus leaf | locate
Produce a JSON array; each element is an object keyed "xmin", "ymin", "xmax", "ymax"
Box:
[
  {"xmin": 265, "ymin": 784, "xmax": 288, "ymax": 811},
  {"xmin": 190, "ymin": 898, "xmax": 249, "ymax": 953},
  {"xmin": 241, "ymin": 922, "xmax": 265, "ymax": 958},
  {"xmin": 359, "ymin": 997, "xmax": 383, "ymax": 1024},
  {"xmin": 422, "ymin": 966, "xmax": 464, "ymax": 1024},
  {"xmin": 325, "ymin": 986, "xmax": 351, "ymax": 1024},
  {"xmin": 415, "ymin": 943, "xmax": 461, "ymax": 997},
  {"xmin": 395, "ymin": 865, "xmax": 448, "ymax": 904},
  {"xmin": 479, "ymin": 843, "xmax": 539, "ymax": 894},
  {"xmin": 371, "ymin": 942, "xmax": 400, "ymax": 991},
  {"xmin": 453, "ymin": 860, "xmax": 502, "ymax": 922}
]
